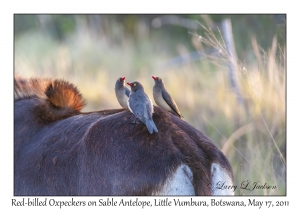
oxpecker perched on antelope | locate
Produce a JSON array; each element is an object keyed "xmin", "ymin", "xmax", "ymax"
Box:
[
  {"xmin": 127, "ymin": 81, "xmax": 158, "ymax": 134},
  {"xmin": 115, "ymin": 76, "xmax": 131, "ymax": 108},
  {"xmin": 152, "ymin": 76, "xmax": 183, "ymax": 118}
]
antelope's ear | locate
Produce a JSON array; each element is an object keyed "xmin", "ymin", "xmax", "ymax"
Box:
[
  {"xmin": 34, "ymin": 79, "xmax": 86, "ymax": 124},
  {"xmin": 46, "ymin": 79, "xmax": 85, "ymax": 111}
]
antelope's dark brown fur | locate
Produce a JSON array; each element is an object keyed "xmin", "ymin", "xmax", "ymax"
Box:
[{"xmin": 14, "ymin": 76, "xmax": 233, "ymax": 196}]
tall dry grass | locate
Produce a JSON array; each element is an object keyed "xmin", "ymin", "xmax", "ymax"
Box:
[
  {"xmin": 191, "ymin": 25, "xmax": 286, "ymax": 195},
  {"xmin": 14, "ymin": 22, "xmax": 286, "ymax": 195}
]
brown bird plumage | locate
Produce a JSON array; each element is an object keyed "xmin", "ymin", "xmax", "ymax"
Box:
[{"xmin": 152, "ymin": 76, "xmax": 183, "ymax": 118}]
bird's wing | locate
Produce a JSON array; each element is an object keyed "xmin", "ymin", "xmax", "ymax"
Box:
[
  {"xmin": 128, "ymin": 93, "xmax": 146, "ymax": 118},
  {"xmin": 143, "ymin": 93, "xmax": 154, "ymax": 116},
  {"xmin": 136, "ymin": 91, "xmax": 154, "ymax": 119},
  {"xmin": 161, "ymin": 89, "xmax": 182, "ymax": 117},
  {"xmin": 125, "ymin": 87, "xmax": 131, "ymax": 97}
]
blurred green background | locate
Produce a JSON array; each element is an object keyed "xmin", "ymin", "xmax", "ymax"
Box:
[{"xmin": 14, "ymin": 14, "xmax": 286, "ymax": 195}]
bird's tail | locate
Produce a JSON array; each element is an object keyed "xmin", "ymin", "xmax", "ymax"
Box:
[
  {"xmin": 146, "ymin": 119, "xmax": 158, "ymax": 134},
  {"xmin": 145, "ymin": 119, "xmax": 153, "ymax": 134},
  {"xmin": 150, "ymin": 119, "xmax": 158, "ymax": 133},
  {"xmin": 145, "ymin": 119, "xmax": 158, "ymax": 134}
]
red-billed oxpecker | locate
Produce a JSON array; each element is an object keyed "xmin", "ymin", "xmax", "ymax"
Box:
[
  {"xmin": 152, "ymin": 76, "xmax": 183, "ymax": 118},
  {"xmin": 115, "ymin": 76, "xmax": 131, "ymax": 108},
  {"xmin": 127, "ymin": 81, "xmax": 158, "ymax": 134}
]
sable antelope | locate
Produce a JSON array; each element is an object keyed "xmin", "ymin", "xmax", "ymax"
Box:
[{"xmin": 14, "ymin": 76, "xmax": 234, "ymax": 196}]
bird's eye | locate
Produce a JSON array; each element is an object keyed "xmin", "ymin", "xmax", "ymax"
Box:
[{"xmin": 133, "ymin": 83, "xmax": 136, "ymax": 86}]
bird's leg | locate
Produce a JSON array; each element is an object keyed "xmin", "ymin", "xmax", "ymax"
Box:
[{"xmin": 131, "ymin": 117, "xmax": 139, "ymax": 124}]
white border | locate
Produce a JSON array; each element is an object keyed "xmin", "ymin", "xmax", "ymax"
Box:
[{"xmin": 1, "ymin": 1, "xmax": 296, "ymax": 209}]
